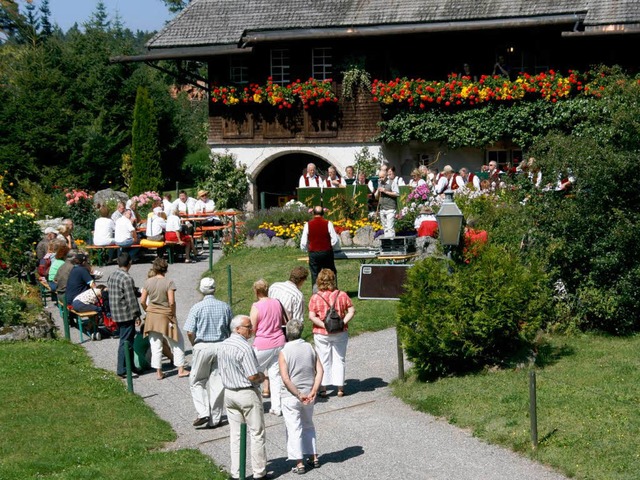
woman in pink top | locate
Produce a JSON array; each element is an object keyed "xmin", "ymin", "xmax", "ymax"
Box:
[{"xmin": 250, "ymin": 278, "xmax": 286, "ymax": 416}]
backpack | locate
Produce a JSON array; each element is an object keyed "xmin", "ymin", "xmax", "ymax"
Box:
[
  {"xmin": 317, "ymin": 292, "xmax": 344, "ymax": 333},
  {"xmin": 37, "ymin": 256, "xmax": 52, "ymax": 278}
]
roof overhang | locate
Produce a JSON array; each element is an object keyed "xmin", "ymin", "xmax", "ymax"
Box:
[
  {"xmin": 562, "ymin": 23, "xmax": 640, "ymax": 37},
  {"xmin": 110, "ymin": 44, "xmax": 252, "ymax": 64},
  {"xmin": 240, "ymin": 13, "xmax": 586, "ymax": 45}
]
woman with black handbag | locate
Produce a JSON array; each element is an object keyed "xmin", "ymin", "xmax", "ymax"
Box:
[{"xmin": 308, "ymin": 268, "xmax": 355, "ymax": 398}]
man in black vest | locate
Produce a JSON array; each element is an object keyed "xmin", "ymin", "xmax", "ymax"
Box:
[{"xmin": 299, "ymin": 206, "xmax": 339, "ymax": 291}]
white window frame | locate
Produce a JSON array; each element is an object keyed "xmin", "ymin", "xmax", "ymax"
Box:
[
  {"xmin": 312, "ymin": 47, "xmax": 332, "ymax": 80},
  {"xmin": 270, "ymin": 49, "xmax": 290, "ymax": 85}
]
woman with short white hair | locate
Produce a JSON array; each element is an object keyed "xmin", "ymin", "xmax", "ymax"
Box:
[{"xmin": 279, "ymin": 319, "xmax": 323, "ymax": 474}]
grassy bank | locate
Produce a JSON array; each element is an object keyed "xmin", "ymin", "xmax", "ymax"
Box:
[
  {"xmin": 208, "ymin": 246, "xmax": 399, "ymax": 339},
  {"xmin": 393, "ymin": 333, "xmax": 640, "ymax": 480},
  {"xmin": 0, "ymin": 341, "xmax": 225, "ymax": 480}
]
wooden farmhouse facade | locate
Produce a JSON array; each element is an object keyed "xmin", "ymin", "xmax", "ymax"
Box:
[{"xmin": 116, "ymin": 0, "xmax": 640, "ymax": 209}]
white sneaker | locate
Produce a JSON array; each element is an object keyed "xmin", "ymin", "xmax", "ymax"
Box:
[{"xmin": 269, "ymin": 409, "xmax": 282, "ymax": 417}]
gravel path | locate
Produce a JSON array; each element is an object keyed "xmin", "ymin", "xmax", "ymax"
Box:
[{"xmin": 46, "ymin": 250, "xmax": 568, "ymax": 480}]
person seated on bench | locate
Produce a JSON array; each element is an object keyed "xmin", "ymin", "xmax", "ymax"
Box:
[
  {"xmin": 114, "ymin": 209, "xmax": 139, "ymax": 262},
  {"xmin": 147, "ymin": 212, "xmax": 167, "ymax": 242},
  {"xmin": 194, "ymin": 190, "xmax": 223, "ymax": 227},
  {"xmin": 72, "ymin": 284, "xmax": 106, "ymax": 313},
  {"xmin": 47, "ymin": 241, "xmax": 70, "ymax": 292},
  {"xmin": 166, "ymin": 207, "xmax": 196, "ymax": 263}
]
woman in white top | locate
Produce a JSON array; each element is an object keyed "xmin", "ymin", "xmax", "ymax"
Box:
[
  {"xmin": 165, "ymin": 208, "xmax": 195, "ymax": 262},
  {"xmin": 408, "ymin": 168, "xmax": 427, "ymax": 189},
  {"xmin": 93, "ymin": 205, "xmax": 115, "ymax": 246}
]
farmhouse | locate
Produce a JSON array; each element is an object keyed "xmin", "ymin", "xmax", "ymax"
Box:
[{"xmin": 114, "ymin": 0, "xmax": 640, "ymax": 209}]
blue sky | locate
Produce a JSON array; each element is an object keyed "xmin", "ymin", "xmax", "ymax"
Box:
[{"xmin": 46, "ymin": 0, "xmax": 174, "ymax": 33}]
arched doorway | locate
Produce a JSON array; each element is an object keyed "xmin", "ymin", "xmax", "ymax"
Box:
[{"xmin": 255, "ymin": 153, "xmax": 330, "ymax": 209}]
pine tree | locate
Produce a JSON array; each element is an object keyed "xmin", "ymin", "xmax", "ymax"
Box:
[
  {"xmin": 129, "ymin": 86, "xmax": 162, "ymax": 195},
  {"xmin": 39, "ymin": 0, "xmax": 52, "ymax": 37}
]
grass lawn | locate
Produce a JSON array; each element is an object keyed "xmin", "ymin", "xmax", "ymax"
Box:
[
  {"xmin": 393, "ymin": 333, "xmax": 640, "ymax": 480},
  {"xmin": 0, "ymin": 246, "xmax": 398, "ymax": 479},
  {"xmin": 207, "ymin": 246, "xmax": 399, "ymax": 339},
  {"xmin": 5, "ymin": 247, "xmax": 636, "ymax": 479},
  {"xmin": 0, "ymin": 341, "xmax": 226, "ymax": 480}
]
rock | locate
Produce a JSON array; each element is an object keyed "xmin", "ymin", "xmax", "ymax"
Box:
[
  {"xmin": 270, "ymin": 236, "xmax": 285, "ymax": 247},
  {"xmin": 36, "ymin": 218, "xmax": 64, "ymax": 232},
  {"xmin": 246, "ymin": 233, "xmax": 272, "ymax": 248},
  {"xmin": 285, "ymin": 238, "xmax": 298, "ymax": 248},
  {"xmin": 353, "ymin": 226, "xmax": 375, "ymax": 246},
  {"xmin": 340, "ymin": 230, "xmax": 353, "ymax": 247},
  {"xmin": 93, "ymin": 188, "xmax": 128, "ymax": 207},
  {"xmin": 0, "ymin": 311, "xmax": 57, "ymax": 342}
]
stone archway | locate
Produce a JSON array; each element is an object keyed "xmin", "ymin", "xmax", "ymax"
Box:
[{"xmin": 255, "ymin": 153, "xmax": 330, "ymax": 209}]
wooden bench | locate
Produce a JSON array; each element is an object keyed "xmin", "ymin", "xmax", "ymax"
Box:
[
  {"xmin": 84, "ymin": 245, "xmax": 120, "ymax": 266},
  {"xmin": 68, "ymin": 307, "xmax": 101, "ymax": 341},
  {"xmin": 38, "ymin": 278, "xmax": 56, "ymax": 306}
]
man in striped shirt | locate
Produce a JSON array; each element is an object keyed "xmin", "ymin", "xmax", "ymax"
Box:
[
  {"xmin": 268, "ymin": 266, "xmax": 309, "ymax": 322},
  {"xmin": 218, "ymin": 315, "xmax": 269, "ymax": 480}
]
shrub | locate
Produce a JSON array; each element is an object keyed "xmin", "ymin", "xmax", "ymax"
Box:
[
  {"xmin": 0, "ymin": 175, "xmax": 41, "ymax": 279},
  {"xmin": 17, "ymin": 180, "xmax": 68, "ymax": 219},
  {"xmin": 245, "ymin": 206, "xmax": 311, "ymax": 235},
  {"xmin": 398, "ymin": 244, "xmax": 552, "ymax": 380},
  {"xmin": 65, "ymin": 189, "xmax": 96, "ymax": 243},
  {"xmin": 200, "ymin": 151, "xmax": 249, "ymax": 210},
  {"xmin": 0, "ymin": 278, "xmax": 42, "ymax": 327}
]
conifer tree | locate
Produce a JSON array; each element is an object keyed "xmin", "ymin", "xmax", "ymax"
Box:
[{"xmin": 129, "ymin": 86, "xmax": 162, "ymax": 195}]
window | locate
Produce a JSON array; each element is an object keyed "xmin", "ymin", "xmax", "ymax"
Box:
[
  {"xmin": 229, "ymin": 56, "xmax": 248, "ymax": 84},
  {"xmin": 270, "ymin": 49, "xmax": 290, "ymax": 85},
  {"xmin": 312, "ymin": 47, "xmax": 332, "ymax": 80}
]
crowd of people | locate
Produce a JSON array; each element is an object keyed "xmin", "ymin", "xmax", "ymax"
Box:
[{"xmin": 84, "ymin": 255, "xmax": 354, "ymax": 479}]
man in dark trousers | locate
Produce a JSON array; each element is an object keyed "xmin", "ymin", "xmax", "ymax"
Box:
[
  {"xmin": 107, "ymin": 252, "xmax": 142, "ymax": 378},
  {"xmin": 300, "ymin": 206, "xmax": 339, "ymax": 291}
]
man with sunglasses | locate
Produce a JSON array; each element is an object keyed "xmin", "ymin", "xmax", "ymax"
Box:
[{"xmin": 218, "ymin": 315, "xmax": 270, "ymax": 480}]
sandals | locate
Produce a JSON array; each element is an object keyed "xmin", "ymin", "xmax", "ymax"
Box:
[
  {"xmin": 291, "ymin": 465, "xmax": 306, "ymax": 474},
  {"xmin": 318, "ymin": 389, "xmax": 328, "ymax": 398},
  {"xmin": 306, "ymin": 458, "xmax": 320, "ymax": 469},
  {"xmin": 337, "ymin": 389, "xmax": 344, "ymax": 397}
]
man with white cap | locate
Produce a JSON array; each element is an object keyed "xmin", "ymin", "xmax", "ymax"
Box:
[
  {"xmin": 36, "ymin": 227, "xmax": 59, "ymax": 261},
  {"xmin": 184, "ymin": 276, "xmax": 232, "ymax": 428}
]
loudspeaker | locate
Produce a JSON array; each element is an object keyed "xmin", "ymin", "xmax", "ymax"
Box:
[{"xmin": 358, "ymin": 264, "xmax": 411, "ymax": 300}]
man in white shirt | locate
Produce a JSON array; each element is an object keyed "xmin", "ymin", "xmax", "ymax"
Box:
[
  {"xmin": 459, "ymin": 167, "xmax": 481, "ymax": 190},
  {"xmin": 300, "ymin": 206, "xmax": 339, "ymax": 291},
  {"xmin": 162, "ymin": 194, "xmax": 174, "ymax": 216},
  {"xmin": 343, "ymin": 165, "xmax": 356, "ymax": 185},
  {"xmin": 111, "ymin": 201, "xmax": 125, "ymax": 222},
  {"xmin": 375, "ymin": 168, "xmax": 400, "ymax": 238},
  {"xmin": 298, "ymin": 163, "xmax": 322, "ymax": 188},
  {"xmin": 114, "ymin": 209, "xmax": 139, "ymax": 261},
  {"xmin": 368, "ymin": 163, "xmax": 387, "ymax": 193},
  {"xmin": 388, "ymin": 166, "xmax": 405, "ymax": 189},
  {"xmin": 268, "ymin": 266, "xmax": 309, "ymax": 322},
  {"xmin": 434, "ymin": 166, "xmax": 452, "ymax": 195},
  {"xmin": 172, "ymin": 190, "xmax": 197, "ymax": 215},
  {"xmin": 323, "ymin": 166, "xmax": 345, "ymax": 188}
]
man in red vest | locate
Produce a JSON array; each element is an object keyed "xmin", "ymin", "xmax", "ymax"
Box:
[{"xmin": 300, "ymin": 206, "xmax": 339, "ymax": 291}]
